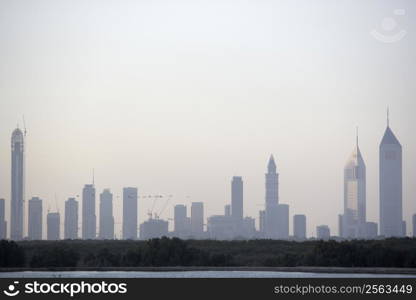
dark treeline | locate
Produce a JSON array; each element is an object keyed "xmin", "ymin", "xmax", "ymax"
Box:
[{"xmin": 1, "ymin": 238, "xmax": 416, "ymax": 268}]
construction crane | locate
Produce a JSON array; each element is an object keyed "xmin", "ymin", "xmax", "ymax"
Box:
[
  {"xmin": 139, "ymin": 194, "xmax": 173, "ymax": 220},
  {"xmin": 155, "ymin": 194, "xmax": 173, "ymax": 219}
]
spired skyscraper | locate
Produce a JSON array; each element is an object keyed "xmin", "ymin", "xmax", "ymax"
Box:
[
  {"xmin": 11, "ymin": 128, "xmax": 25, "ymax": 240},
  {"xmin": 340, "ymin": 132, "xmax": 366, "ymax": 238},
  {"xmin": 265, "ymin": 155, "xmax": 279, "ymax": 239},
  {"xmin": 379, "ymin": 113, "xmax": 403, "ymax": 237}
]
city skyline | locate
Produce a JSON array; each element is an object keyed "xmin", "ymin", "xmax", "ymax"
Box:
[
  {"xmin": 1, "ymin": 1, "xmax": 415, "ymax": 238},
  {"xmin": 0, "ymin": 112, "xmax": 414, "ymax": 239}
]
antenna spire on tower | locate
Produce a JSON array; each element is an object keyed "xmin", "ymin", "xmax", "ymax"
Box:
[
  {"xmin": 22, "ymin": 115, "xmax": 27, "ymax": 136},
  {"xmin": 356, "ymin": 126, "xmax": 359, "ymax": 147},
  {"xmin": 387, "ymin": 107, "xmax": 390, "ymax": 127},
  {"xmin": 92, "ymin": 168, "xmax": 95, "ymax": 185}
]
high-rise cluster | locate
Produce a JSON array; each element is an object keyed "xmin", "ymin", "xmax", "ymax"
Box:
[
  {"xmin": 339, "ymin": 112, "xmax": 407, "ymax": 239},
  {"xmin": 0, "ymin": 111, "xmax": 414, "ymax": 241}
]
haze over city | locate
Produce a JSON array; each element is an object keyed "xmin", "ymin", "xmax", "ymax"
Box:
[{"xmin": 0, "ymin": 0, "xmax": 415, "ymax": 238}]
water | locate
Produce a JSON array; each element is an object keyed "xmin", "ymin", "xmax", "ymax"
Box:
[{"xmin": 1, "ymin": 271, "xmax": 415, "ymax": 278}]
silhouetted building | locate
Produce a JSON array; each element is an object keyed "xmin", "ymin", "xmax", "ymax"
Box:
[
  {"xmin": 365, "ymin": 222, "xmax": 378, "ymax": 239},
  {"xmin": 224, "ymin": 204, "xmax": 231, "ymax": 217},
  {"xmin": 413, "ymin": 214, "xmax": 416, "ymax": 237},
  {"xmin": 207, "ymin": 215, "xmax": 234, "ymax": 240},
  {"xmin": 259, "ymin": 210, "xmax": 266, "ymax": 236},
  {"xmin": 64, "ymin": 197, "xmax": 78, "ymax": 239},
  {"xmin": 341, "ymin": 134, "xmax": 366, "ymax": 238},
  {"xmin": 276, "ymin": 204, "xmax": 289, "ymax": 239},
  {"xmin": 379, "ymin": 114, "xmax": 403, "ymax": 237},
  {"xmin": 242, "ymin": 217, "xmax": 256, "ymax": 238},
  {"xmin": 317, "ymin": 225, "xmax": 330, "ymax": 240},
  {"xmin": 174, "ymin": 205, "xmax": 190, "ymax": 238},
  {"xmin": 140, "ymin": 218, "xmax": 168, "ymax": 240},
  {"xmin": 99, "ymin": 189, "xmax": 114, "ymax": 239},
  {"xmin": 191, "ymin": 202, "xmax": 204, "ymax": 238},
  {"xmin": 11, "ymin": 128, "xmax": 25, "ymax": 240},
  {"xmin": 123, "ymin": 187, "xmax": 138, "ymax": 239},
  {"xmin": 82, "ymin": 184, "xmax": 96, "ymax": 239},
  {"xmin": 265, "ymin": 155, "xmax": 280, "ymax": 239},
  {"xmin": 0, "ymin": 199, "xmax": 6, "ymax": 239},
  {"xmin": 47, "ymin": 212, "xmax": 60, "ymax": 240},
  {"xmin": 338, "ymin": 214, "xmax": 343, "ymax": 238},
  {"xmin": 231, "ymin": 176, "xmax": 243, "ymax": 234},
  {"xmin": 402, "ymin": 221, "xmax": 407, "ymax": 237},
  {"xmin": 28, "ymin": 197, "xmax": 42, "ymax": 240},
  {"xmin": 293, "ymin": 214, "xmax": 306, "ymax": 240}
]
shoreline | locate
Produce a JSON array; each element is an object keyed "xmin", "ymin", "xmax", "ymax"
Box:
[{"xmin": 1, "ymin": 266, "xmax": 416, "ymax": 275}]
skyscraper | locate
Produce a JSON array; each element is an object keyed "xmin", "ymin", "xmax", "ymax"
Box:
[
  {"xmin": 0, "ymin": 199, "xmax": 6, "ymax": 239},
  {"xmin": 265, "ymin": 155, "xmax": 279, "ymax": 238},
  {"xmin": 341, "ymin": 133, "xmax": 366, "ymax": 238},
  {"xmin": 123, "ymin": 187, "xmax": 138, "ymax": 239},
  {"xmin": 47, "ymin": 212, "xmax": 60, "ymax": 240},
  {"xmin": 64, "ymin": 197, "xmax": 78, "ymax": 239},
  {"xmin": 277, "ymin": 204, "xmax": 289, "ymax": 239},
  {"xmin": 174, "ymin": 204, "xmax": 189, "ymax": 237},
  {"xmin": 191, "ymin": 202, "xmax": 204, "ymax": 238},
  {"xmin": 82, "ymin": 184, "xmax": 96, "ymax": 239},
  {"xmin": 379, "ymin": 113, "xmax": 403, "ymax": 237},
  {"xmin": 99, "ymin": 189, "xmax": 114, "ymax": 239},
  {"xmin": 231, "ymin": 176, "xmax": 243, "ymax": 221},
  {"xmin": 28, "ymin": 197, "xmax": 42, "ymax": 240},
  {"xmin": 413, "ymin": 214, "xmax": 416, "ymax": 237},
  {"xmin": 11, "ymin": 128, "xmax": 25, "ymax": 240},
  {"xmin": 293, "ymin": 214, "xmax": 306, "ymax": 240}
]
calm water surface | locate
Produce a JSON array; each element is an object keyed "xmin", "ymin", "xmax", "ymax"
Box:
[{"xmin": 1, "ymin": 271, "xmax": 415, "ymax": 278}]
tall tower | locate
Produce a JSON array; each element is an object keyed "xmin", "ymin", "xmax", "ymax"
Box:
[
  {"xmin": 293, "ymin": 214, "xmax": 306, "ymax": 240},
  {"xmin": 99, "ymin": 189, "xmax": 114, "ymax": 239},
  {"xmin": 47, "ymin": 212, "xmax": 60, "ymax": 240},
  {"xmin": 379, "ymin": 111, "xmax": 402, "ymax": 237},
  {"xmin": 231, "ymin": 176, "xmax": 243, "ymax": 233},
  {"xmin": 174, "ymin": 204, "xmax": 188, "ymax": 238},
  {"xmin": 341, "ymin": 131, "xmax": 366, "ymax": 238},
  {"xmin": 65, "ymin": 197, "xmax": 78, "ymax": 239},
  {"xmin": 122, "ymin": 187, "xmax": 138, "ymax": 239},
  {"xmin": 265, "ymin": 155, "xmax": 279, "ymax": 238},
  {"xmin": 11, "ymin": 128, "xmax": 25, "ymax": 240},
  {"xmin": 28, "ymin": 197, "xmax": 43, "ymax": 240},
  {"xmin": 190, "ymin": 202, "xmax": 204, "ymax": 238},
  {"xmin": 82, "ymin": 184, "xmax": 96, "ymax": 239}
]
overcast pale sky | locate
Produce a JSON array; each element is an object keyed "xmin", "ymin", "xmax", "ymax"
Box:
[{"xmin": 0, "ymin": 0, "xmax": 415, "ymax": 238}]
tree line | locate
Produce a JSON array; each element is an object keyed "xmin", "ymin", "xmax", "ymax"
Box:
[{"xmin": 1, "ymin": 237, "xmax": 416, "ymax": 268}]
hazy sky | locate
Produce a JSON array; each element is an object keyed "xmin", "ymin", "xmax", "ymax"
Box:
[{"xmin": 0, "ymin": 0, "xmax": 415, "ymax": 238}]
